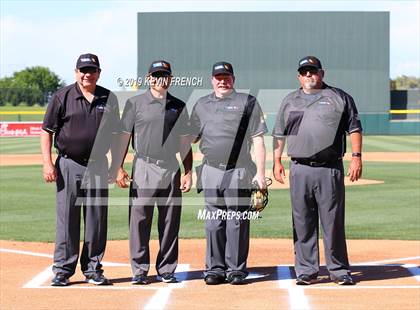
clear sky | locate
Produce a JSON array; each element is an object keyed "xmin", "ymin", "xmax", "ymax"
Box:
[{"xmin": 1, "ymin": 0, "xmax": 419, "ymax": 90}]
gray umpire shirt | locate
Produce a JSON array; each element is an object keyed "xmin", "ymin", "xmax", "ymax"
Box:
[
  {"xmin": 121, "ymin": 90, "xmax": 190, "ymax": 161},
  {"xmin": 272, "ymin": 83, "xmax": 362, "ymax": 161},
  {"xmin": 190, "ymin": 90, "xmax": 267, "ymax": 164}
]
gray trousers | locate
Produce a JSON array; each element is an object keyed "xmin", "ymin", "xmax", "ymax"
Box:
[
  {"xmin": 52, "ymin": 156, "xmax": 108, "ymax": 278},
  {"xmin": 289, "ymin": 160, "xmax": 350, "ymax": 278},
  {"xmin": 202, "ymin": 164, "xmax": 251, "ymax": 279},
  {"xmin": 129, "ymin": 157, "xmax": 181, "ymax": 277}
]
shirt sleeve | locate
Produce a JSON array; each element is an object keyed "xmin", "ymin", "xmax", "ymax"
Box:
[
  {"xmin": 189, "ymin": 103, "xmax": 202, "ymax": 140},
  {"xmin": 176, "ymin": 105, "xmax": 190, "ymax": 136},
  {"xmin": 248, "ymin": 97, "xmax": 268, "ymax": 137},
  {"xmin": 272, "ymin": 99, "xmax": 287, "ymax": 138},
  {"xmin": 120, "ymin": 98, "xmax": 136, "ymax": 134},
  {"xmin": 105, "ymin": 91, "xmax": 122, "ymax": 134},
  {"xmin": 343, "ymin": 94, "xmax": 363, "ymax": 134},
  {"xmin": 42, "ymin": 93, "xmax": 62, "ymax": 133}
]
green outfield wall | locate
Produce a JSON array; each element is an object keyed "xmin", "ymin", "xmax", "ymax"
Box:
[{"xmin": 135, "ymin": 11, "xmax": 418, "ymax": 134}]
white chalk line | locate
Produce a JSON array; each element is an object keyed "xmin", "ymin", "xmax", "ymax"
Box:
[
  {"xmin": 402, "ymin": 264, "xmax": 420, "ymax": 282},
  {"xmin": 4, "ymin": 247, "xmax": 420, "ymax": 310},
  {"xmin": 0, "ymin": 247, "xmax": 128, "ymax": 266},
  {"xmin": 0, "ymin": 248, "xmax": 53, "ymax": 258},
  {"xmin": 143, "ymin": 287, "xmax": 172, "ymax": 310},
  {"xmin": 23, "ymin": 265, "xmax": 53, "ymax": 288},
  {"xmin": 354, "ymin": 256, "xmax": 420, "ymax": 266},
  {"xmin": 142, "ymin": 264, "xmax": 190, "ymax": 310},
  {"xmin": 277, "ymin": 266, "xmax": 311, "ymax": 310}
]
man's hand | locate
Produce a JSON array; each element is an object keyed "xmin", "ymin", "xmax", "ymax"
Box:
[
  {"xmin": 180, "ymin": 171, "xmax": 192, "ymax": 193},
  {"xmin": 108, "ymin": 165, "xmax": 119, "ymax": 183},
  {"xmin": 116, "ymin": 167, "xmax": 131, "ymax": 188},
  {"xmin": 348, "ymin": 157, "xmax": 362, "ymax": 182},
  {"xmin": 43, "ymin": 161, "xmax": 57, "ymax": 182},
  {"xmin": 273, "ymin": 162, "xmax": 286, "ymax": 184},
  {"xmin": 252, "ymin": 173, "xmax": 267, "ymax": 192}
]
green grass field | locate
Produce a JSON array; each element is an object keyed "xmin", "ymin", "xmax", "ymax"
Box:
[
  {"xmin": 0, "ymin": 135, "xmax": 419, "ymax": 241},
  {"xmin": 0, "ymin": 161, "xmax": 419, "ymax": 242}
]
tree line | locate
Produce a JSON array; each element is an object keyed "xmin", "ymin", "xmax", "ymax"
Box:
[
  {"xmin": 390, "ymin": 76, "xmax": 420, "ymax": 90},
  {"xmin": 0, "ymin": 67, "xmax": 64, "ymax": 106}
]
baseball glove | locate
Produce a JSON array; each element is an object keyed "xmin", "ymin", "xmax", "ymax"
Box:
[{"xmin": 249, "ymin": 177, "xmax": 272, "ymax": 213}]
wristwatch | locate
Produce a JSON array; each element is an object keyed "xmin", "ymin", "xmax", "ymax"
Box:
[{"xmin": 352, "ymin": 152, "xmax": 362, "ymax": 157}]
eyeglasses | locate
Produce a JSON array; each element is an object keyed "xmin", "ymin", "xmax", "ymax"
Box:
[
  {"xmin": 79, "ymin": 67, "xmax": 98, "ymax": 74},
  {"xmin": 298, "ymin": 68, "xmax": 320, "ymax": 76}
]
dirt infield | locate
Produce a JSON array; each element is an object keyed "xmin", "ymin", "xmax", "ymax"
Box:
[{"xmin": 0, "ymin": 239, "xmax": 419, "ymax": 310}]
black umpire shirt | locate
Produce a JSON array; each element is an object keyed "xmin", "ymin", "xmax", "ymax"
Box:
[
  {"xmin": 121, "ymin": 90, "xmax": 190, "ymax": 161},
  {"xmin": 42, "ymin": 83, "xmax": 120, "ymax": 164},
  {"xmin": 190, "ymin": 90, "xmax": 268, "ymax": 164},
  {"xmin": 272, "ymin": 83, "xmax": 363, "ymax": 161}
]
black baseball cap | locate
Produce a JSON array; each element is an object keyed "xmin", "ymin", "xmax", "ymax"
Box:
[
  {"xmin": 148, "ymin": 60, "xmax": 172, "ymax": 75},
  {"xmin": 212, "ymin": 61, "xmax": 234, "ymax": 76},
  {"xmin": 76, "ymin": 53, "xmax": 100, "ymax": 69},
  {"xmin": 297, "ymin": 56, "xmax": 322, "ymax": 71}
]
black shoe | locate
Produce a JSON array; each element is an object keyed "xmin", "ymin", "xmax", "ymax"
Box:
[
  {"xmin": 156, "ymin": 273, "xmax": 177, "ymax": 283},
  {"xmin": 51, "ymin": 274, "xmax": 69, "ymax": 287},
  {"xmin": 131, "ymin": 275, "xmax": 148, "ymax": 285},
  {"xmin": 85, "ymin": 274, "xmax": 111, "ymax": 285},
  {"xmin": 332, "ymin": 274, "xmax": 355, "ymax": 285},
  {"xmin": 204, "ymin": 274, "xmax": 225, "ymax": 285},
  {"xmin": 296, "ymin": 274, "xmax": 317, "ymax": 285},
  {"xmin": 228, "ymin": 275, "xmax": 246, "ymax": 285}
]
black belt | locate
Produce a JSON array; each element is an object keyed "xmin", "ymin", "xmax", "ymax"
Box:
[
  {"xmin": 291, "ymin": 158, "xmax": 342, "ymax": 167},
  {"xmin": 59, "ymin": 153, "xmax": 98, "ymax": 166},
  {"xmin": 204, "ymin": 159, "xmax": 241, "ymax": 171},
  {"xmin": 137, "ymin": 154, "xmax": 170, "ymax": 167}
]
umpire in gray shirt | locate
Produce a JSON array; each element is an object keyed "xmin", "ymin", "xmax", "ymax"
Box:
[
  {"xmin": 190, "ymin": 62, "xmax": 267, "ymax": 285},
  {"xmin": 111, "ymin": 60, "xmax": 192, "ymax": 284},
  {"xmin": 273, "ymin": 56, "xmax": 363, "ymax": 286}
]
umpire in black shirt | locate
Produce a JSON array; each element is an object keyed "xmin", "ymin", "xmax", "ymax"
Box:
[
  {"xmin": 273, "ymin": 56, "xmax": 363, "ymax": 286},
  {"xmin": 41, "ymin": 53, "xmax": 120, "ymax": 286}
]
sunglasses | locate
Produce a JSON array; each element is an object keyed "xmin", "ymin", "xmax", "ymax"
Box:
[
  {"xmin": 298, "ymin": 68, "xmax": 320, "ymax": 76},
  {"xmin": 79, "ymin": 67, "xmax": 98, "ymax": 74},
  {"xmin": 151, "ymin": 72, "xmax": 171, "ymax": 78}
]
